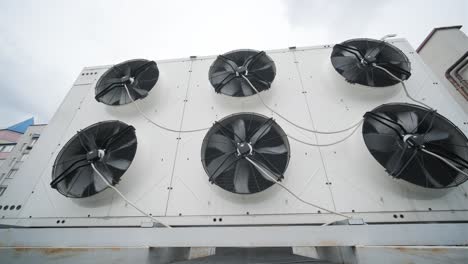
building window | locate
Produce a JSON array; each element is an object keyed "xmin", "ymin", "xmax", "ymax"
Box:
[
  {"xmin": 19, "ymin": 153, "xmax": 29, "ymax": 162},
  {"xmin": 30, "ymin": 138, "xmax": 38, "ymax": 147},
  {"xmin": 0, "ymin": 145, "xmax": 14, "ymax": 152},
  {"xmin": 6, "ymin": 169, "xmax": 18, "ymax": 179},
  {"xmin": 0, "ymin": 186, "xmax": 6, "ymax": 196}
]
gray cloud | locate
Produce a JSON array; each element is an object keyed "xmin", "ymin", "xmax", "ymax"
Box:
[{"xmin": 0, "ymin": 0, "xmax": 466, "ymax": 127}]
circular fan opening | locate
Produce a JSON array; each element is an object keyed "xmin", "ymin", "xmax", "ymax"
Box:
[
  {"xmin": 362, "ymin": 103, "xmax": 468, "ymax": 188},
  {"xmin": 51, "ymin": 120, "xmax": 137, "ymax": 198},
  {"xmin": 95, "ymin": 59, "xmax": 159, "ymax": 105},
  {"xmin": 331, "ymin": 38, "xmax": 411, "ymax": 87},
  {"xmin": 209, "ymin": 49, "xmax": 276, "ymax": 97},
  {"xmin": 201, "ymin": 113, "xmax": 290, "ymax": 194}
]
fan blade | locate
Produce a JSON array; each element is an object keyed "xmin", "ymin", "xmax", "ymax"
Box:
[
  {"xmin": 331, "ymin": 56, "xmax": 358, "ymax": 69},
  {"xmin": 207, "ymin": 153, "xmax": 237, "ymax": 181},
  {"xmin": 366, "ymin": 69, "xmax": 375, "ymax": 86},
  {"xmin": 233, "ymin": 159, "xmax": 250, "ymax": 193},
  {"xmin": 385, "ymin": 145, "xmax": 407, "ymax": 175},
  {"xmin": 119, "ymin": 89, "xmax": 128, "ymax": 105},
  {"xmin": 243, "ymin": 51, "xmax": 265, "ymax": 68},
  {"xmin": 207, "ymin": 134, "xmax": 235, "ymax": 153},
  {"xmin": 220, "ymin": 79, "xmax": 239, "ymax": 96},
  {"xmin": 248, "ymin": 63, "xmax": 273, "ymax": 73},
  {"xmin": 415, "ymin": 157, "xmax": 444, "ymax": 188},
  {"xmin": 106, "ymin": 158, "xmax": 131, "ymax": 171},
  {"xmin": 366, "ymin": 114, "xmax": 397, "ymax": 135},
  {"xmin": 241, "ymin": 78, "xmax": 253, "ymax": 96},
  {"xmin": 133, "ymin": 61, "xmax": 156, "ymax": 78},
  {"xmin": 256, "ymin": 144, "xmax": 288, "ymax": 155},
  {"xmin": 132, "ymin": 85, "xmax": 149, "ymax": 97},
  {"xmin": 92, "ymin": 167, "xmax": 110, "ymax": 191},
  {"xmin": 218, "ymin": 55, "xmax": 239, "ymax": 72},
  {"xmin": 249, "ymin": 120, "xmax": 273, "ymax": 145},
  {"xmin": 396, "ymin": 111, "xmax": 419, "ymax": 133},
  {"xmin": 232, "ymin": 119, "xmax": 246, "ymax": 142},
  {"xmin": 77, "ymin": 130, "xmax": 97, "ymax": 151},
  {"xmin": 363, "ymin": 133, "xmax": 399, "ymax": 153},
  {"xmin": 364, "ymin": 46, "xmax": 382, "ymax": 60},
  {"xmin": 247, "ymin": 157, "xmax": 280, "ymax": 182},
  {"xmin": 101, "ymin": 77, "xmax": 124, "ymax": 86},
  {"xmin": 343, "ymin": 65, "xmax": 365, "ymax": 83},
  {"xmin": 423, "ymin": 129, "xmax": 450, "ymax": 143}
]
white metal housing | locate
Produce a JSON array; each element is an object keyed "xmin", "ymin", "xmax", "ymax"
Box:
[{"xmin": 0, "ymin": 38, "xmax": 467, "ymax": 228}]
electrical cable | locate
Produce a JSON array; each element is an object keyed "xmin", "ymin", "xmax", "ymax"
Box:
[
  {"xmin": 372, "ymin": 65, "xmax": 432, "ymax": 109},
  {"xmin": 420, "ymin": 148, "xmax": 468, "ymax": 178},
  {"xmin": 245, "ymin": 157, "xmax": 351, "ymax": 220},
  {"xmin": 91, "ymin": 163, "xmax": 172, "ymax": 228},
  {"xmin": 241, "ymin": 75, "xmax": 364, "ymax": 134},
  {"xmin": 287, "ymin": 120, "xmax": 363, "ymax": 147},
  {"xmin": 124, "ymin": 84, "xmax": 210, "ymax": 133}
]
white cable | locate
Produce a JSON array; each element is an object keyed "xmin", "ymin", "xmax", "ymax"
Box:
[
  {"xmin": 124, "ymin": 84, "xmax": 210, "ymax": 133},
  {"xmin": 372, "ymin": 65, "xmax": 432, "ymax": 109},
  {"xmin": 90, "ymin": 163, "xmax": 172, "ymax": 228},
  {"xmin": 287, "ymin": 119, "xmax": 363, "ymax": 147},
  {"xmin": 241, "ymin": 75, "xmax": 364, "ymax": 134},
  {"xmin": 245, "ymin": 157, "xmax": 351, "ymax": 220},
  {"xmin": 420, "ymin": 149, "xmax": 468, "ymax": 178}
]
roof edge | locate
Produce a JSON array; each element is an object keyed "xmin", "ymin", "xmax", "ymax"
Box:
[{"xmin": 416, "ymin": 25, "xmax": 463, "ymax": 53}]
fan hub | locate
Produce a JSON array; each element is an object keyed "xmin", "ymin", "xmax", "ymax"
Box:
[
  {"xmin": 403, "ymin": 134, "xmax": 425, "ymax": 148},
  {"xmin": 120, "ymin": 75, "xmax": 135, "ymax": 85},
  {"xmin": 236, "ymin": 66, "xmax": 247, "ymax": 75},
  {"xmin": 236, "ymin": 142, "xmax": 253, "ymax": 157},
  {"xmin": 86, "ymin": 149, "xmax": 105, "ymax": 162}
]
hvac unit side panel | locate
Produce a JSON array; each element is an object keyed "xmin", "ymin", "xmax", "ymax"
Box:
[{"xmin": 0, "ymin": 80, "xmax": 94, "ymax": 220}]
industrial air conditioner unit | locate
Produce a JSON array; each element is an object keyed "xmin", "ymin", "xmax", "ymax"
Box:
[{"xmin": 0, "ymin": 37, "xmax": 467, "ymax": 228}]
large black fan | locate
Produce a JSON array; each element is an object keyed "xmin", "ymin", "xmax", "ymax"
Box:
[
  {"xmin": 363, "ymin": 103, "xmax": 468, "ymax": 188},
  {"xmin": 51, "ymin": 121, "xmax": 137, "ymax": 198},
  {"xmin": 95, "ymin": 59, "xmax": 159, "ymax": 105},
  {"xmin": 209, "ymin": 49, "xmax": 276, "ymax": 97},
  {"xmin": 331, "ymin": 38, "xmax": 411, "ymax": 87},
  {"xmin": 201, "ymin": 113, "xmax": 290, "ymax": 194}
]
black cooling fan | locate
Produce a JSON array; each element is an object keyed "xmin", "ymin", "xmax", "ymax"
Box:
[
  {"xmin": 209, "ymin": 49, "xmax": 276, "ymax": 97},
  {"xmin": 363, "ymin": 103, "xmax": 468, "ymax": 188},
  {"xmin": 51, "ymin": 121, "xmax": 137, "ymax": 198},
  {"xmin": 331, "ymin": 38, "xmax": 411, "ymax": 87},
  {"xmin": 95, "ymin": 59, "xmax": 159, "ymax": 105},
  {"xmin": 201, "ymin": 113, "xmax": 290, "ymax": 194}
]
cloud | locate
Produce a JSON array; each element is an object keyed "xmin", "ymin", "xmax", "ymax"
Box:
[{"xmin": 0, "ymin": 0, "xmax": 466, "ymax": 127}]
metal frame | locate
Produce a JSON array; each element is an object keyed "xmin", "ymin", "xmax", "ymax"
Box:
[{"xmin": 1, "ymin": 224, "xmax": 468, "ymax": 247}]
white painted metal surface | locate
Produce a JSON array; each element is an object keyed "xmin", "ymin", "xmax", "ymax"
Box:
[{"xmin": 0, "ymin": 39, "xmax": 467, "ymax": 227}]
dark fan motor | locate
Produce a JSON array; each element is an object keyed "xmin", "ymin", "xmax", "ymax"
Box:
[
  {"xmin": 51, "ymin": 120, "xmax": 137, "ymax": 198},
  {"xmin": 201, "ymin": 113, "xmax": 290, "ymax": 194},
  {"xmin": 331, "ymin": 38, "xmax": 411, "ymax": 87},
  {"xmin": 209, "ymin": 49, "xmax": 276, "ymax": 97},
  {"xmin": 95, "ymin": 59, "xmax": 159, "ymax": 105},
  {"xmin": 362, "ymin": 103, "xmax": 468, "ymax": 188}
]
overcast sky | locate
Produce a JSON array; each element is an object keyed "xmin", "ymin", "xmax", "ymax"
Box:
[{"xmin": 0, "ymin": 0, "xmax": 467, "ymax": 127}]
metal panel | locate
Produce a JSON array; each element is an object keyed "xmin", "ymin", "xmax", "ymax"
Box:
[{"xmin": 1, "ymin": 224, "xmax": 468, "ymax": 247}]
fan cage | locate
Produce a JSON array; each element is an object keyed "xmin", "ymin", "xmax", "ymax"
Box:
[
  {"xmin": 95, "ymin": 59, "xmax": 159, "ymax": 106},
  {"xmin": 201, "ymin": 113, "xmax": 290, "ymax": 194},
  {"xmin": 331, "ymin": 38, "xmax": 411, "ymax": 87},
  {"xmin": 208, "ymin": 49, "xmax": 277, "ymax": 97},
  {"xmin": 51, "ymin": 120, "xmax": 137, "ymax": 198},
  {"xmin": 363, "ymin": 103, "xmax": 468, "ymax": 189}
]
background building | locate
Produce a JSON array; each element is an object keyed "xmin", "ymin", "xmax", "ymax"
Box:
[
  {"xmin": 417, "ymin": 25, "xmax": 468, "ymax": 113},
  {"xmin": 0, "ymin": 118, "xmax": 46, "ymax": 197}
]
